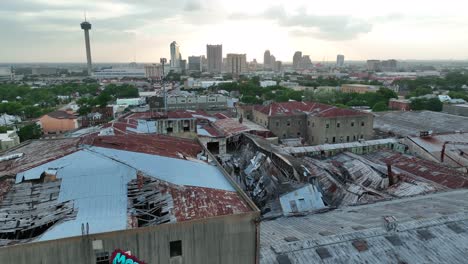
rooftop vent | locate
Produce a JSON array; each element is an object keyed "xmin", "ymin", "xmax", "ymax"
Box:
[
  {"xmin": 352, "ymin": 240, "xmax": 368, "ymax": 252},
  {"xmin": 315, "ymin": 247, "xmax": 332, "ymax": 259},
  {"xmin": 276, "ymin": 254, "xmax": 292, "ymax": 264},
  {"xmin": 417, "ymin": 229, "xmax": 435, "ymax": 240}
]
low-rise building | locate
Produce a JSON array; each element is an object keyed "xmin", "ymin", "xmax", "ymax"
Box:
[
  {"xmin": 244, "ymin": 101, "xmax": 374, "ymax": 145},
  {"xmin": 144, "ymin": 64, "xmax": 163, "ymax": 79},
  {"xmin": 116, "ymin": 97, "xmax": 146, "ymax": 106},
  {"xmin": 443, "ymin": 103, "xmax": 468, "ymax": 117},
  {"xmin": 38, "ymin": 110, "xmax": 78, "ymax": 134},
  {"xmin": 388, "ymin": 98, "xmax": 411, "ymax": 111},
  {"xmin": 149, "ymin": 94, "xmax": 228, "ymax": 110},
  {"xmin": 341, "ymin": 84, "xmax": 379, "ymax": 94},
  {"xmin": 260, "ymin": 80, "xmax": 277, "ymax": 87},
  {"xmin": 0, "ymin": 130, "xmax": 20, "ymax": 150},
  {"xmin": 0, "ymin": 134, "xmax": 259, "ymax": 263},
  {"xmin": 93, "ymin": 68, "xmax": 146, "ymax": 79}
]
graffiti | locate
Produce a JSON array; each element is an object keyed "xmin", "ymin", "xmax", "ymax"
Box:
[{"xmin": 110, "ymin": 249, "xmax": 146, "ymax": 264}]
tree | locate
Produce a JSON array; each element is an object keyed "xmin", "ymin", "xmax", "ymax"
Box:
[
  {"xmin": 372, "ymin": 101, "xmax": 388, "ymax": 112},
  {"xmin": 410, "ymin": 98, "xmax": 443, "ymax": 111},
  {"xmin": 18, "ymin": 123, "xmax": 42, "ymax": 141}
]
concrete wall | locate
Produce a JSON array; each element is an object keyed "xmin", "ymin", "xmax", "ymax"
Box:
[
  {"xmin": 307, "ymin": 115, "xmax": 374, "ymax": 145},
  {"xmin": 0, "ymin": 212, "xmax": 259, "ymax": 264},
  {"xmin": 39, "ymin": 115, "xmax": 78, "ymax": 134}
]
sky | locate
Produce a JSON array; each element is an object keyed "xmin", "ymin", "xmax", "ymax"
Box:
[{"xmin": 1, "ymin": 0, "xmax": 468, "ymax": 63}]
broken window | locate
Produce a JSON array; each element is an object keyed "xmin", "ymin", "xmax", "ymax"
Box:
[
  {"xmin": 337, "ymin": 123, "xmax": 340, "ymax": 128},
  {"xmin": 96, "ymin": 252, "xmax": 110, "ymax": 264},
  {"xmin": 326, "ymin": 123, "xmax": 329, "ymax": 128},
  {"xmin": 351, "ymin": 122, "xmax": 355, "ymax": 127},
  {"xmin": 170, "ymin": 240, "xmax": 182, "ymax": 257},
  {"xmin": 361, "ymin": 122, "xmax": 365, "ymax": 126},
  {"xmin": 287, "ymin": 121, "xmax": 291, "ymax": 126}
]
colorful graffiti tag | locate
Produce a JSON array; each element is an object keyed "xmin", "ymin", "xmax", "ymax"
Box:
[{"xmin": 110, "ymin": 249, "xmax": 146, "ymax": 264}]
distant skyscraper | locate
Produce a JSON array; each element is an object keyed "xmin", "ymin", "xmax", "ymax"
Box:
[
  {"xmin": 381, "ymin": 59, "xmax": 398, "ymax": 72},
  {"xmin": 264, "ymin": 50, "xmax": 271, "ymax": 70},
  {"xmin": 293, "ymin": 51, "xmax": 302, "ymax": 70},
  {"xmin": 270, "ymin": 55, "xmax": 276, "ymax": 71},
  {"xmin": 170, "ymin": 41, "xmax": 181, "ymax": 70},
  {"xmin": 336, "ymin": 54, "xmax": 345, "ymax": 67},
  {"xmin": 207, "ymin": 44, "xmax": 223, "ymax": 73},
  {"xmin": 367, "ymin": 60, "xmax": 381, "ymax": 71},
  {"xmin": 299, "ymin": 55, "xmax": 313, "ymax": 70},
  {"xmin": 188, "ymin": 56, "xmax": 202, "ymax": 72},
  {"xmin": 80, "ymin": 19, "xmax": 93, "ymax": 76},
  {"xmin": 226, "ymin": 54, "xmax": 247, "ymax": 75},
  {"xmin": 275, "ymin": 61, "xmax": 282, "ymax": 72}
]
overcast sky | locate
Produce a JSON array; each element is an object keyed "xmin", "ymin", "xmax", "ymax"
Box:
[{"xmin": 1, "ymin": 0, "xmax": 468, "ymax": 63}]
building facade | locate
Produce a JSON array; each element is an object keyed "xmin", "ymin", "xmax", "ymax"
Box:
[
  {"xmin": 244, "ymin": 101, "xmax": 374, "ymax": 145},
  {"xmin": 188, "ymin": 56, "xmax": 202, "ymax": 72},
  {"xmin": 170, "ymin": 41, "xmax": 181, "ymax": 71},
  {"xmin": 38, "ymin": 110, "xmax": 78, "ymax": 134},
  {"xmin": 263, "ymin": 50, "xmax": 271, "ymax": 70},
  {"xmin": 207, "ymin": 44, "xmax": 223, "ymax": 73},
  {"xmin": 144, "ymin": 64, "xmax": 163, "ymax": 79},
  {"xmin": 389, "ymin": 98, "xmax": 411, "ymax": 111},
  {"xmin": 150, "ymin": 95, "xmax": 228, "ymax": 110},
  {"xmin": 226, "ymin": 54, "xmax": 247, "ymax": 75},
  {"xmin": 366, "ymin": 60, "xmax": 381, "ymax": 71},
  {"xmin": 341, "ymin": 84, "xmax": 379, "ymax": 94},
  {"xmin": 0, "ymin": 130, "xmax": 20, "ymax": 151},
  {"xmin": 336, "ymin": 54, "xmax": 345, "ymax": 67},
  {"xmin": 293, "ymin": 51, "xmax": 302, "ymax": 70}
]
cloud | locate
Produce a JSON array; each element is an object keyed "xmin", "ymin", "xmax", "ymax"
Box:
[
  {"xmin": 184, "ymin": 0, "xmax": 202, "ymax": 11},
  {"xmin": 230, "ymin": 5, "xmax": 373, "ymax": 41}
]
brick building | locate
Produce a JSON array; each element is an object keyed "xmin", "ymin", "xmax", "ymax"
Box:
[{"xmin": 239, "ymin": 101, "xmax": 373, "ymax": 145}]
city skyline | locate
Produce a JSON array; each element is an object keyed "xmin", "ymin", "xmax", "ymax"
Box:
[{"xmin": 2, "ymin": 0, "xmax": 468, "ymax": 63}]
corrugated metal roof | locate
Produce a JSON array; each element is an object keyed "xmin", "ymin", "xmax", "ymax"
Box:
[
  {"xmin": 86, "ymin": 146, "xmax": 235, "ymax": 191},
  {"xmin": 15, "ymin": 150, "xmax": 137, "ymax": 242},
  {"xmin": 285, "ymin": 139, "xmax": 398, "ymax": 154},
  {"xmin": 260, "ymin": 189, "xmax": 468, "ymax": 263}
]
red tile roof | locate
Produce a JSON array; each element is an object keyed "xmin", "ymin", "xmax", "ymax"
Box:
[
  {"xmin": 254, "ymin": 101, "xmax": 368, "ymax": 118},
  {"xmin": 167, "ymin": 185, "xmax": 251, "ymax": 221},
  {"xmin": 0, "ymin": 138, "xmax": 81, "ymax": 177},
  {"xmin": 375, "ymin": 152, "xmax": 468, "ymax": 189},
  {"xmin": 85, "ymin": 134, "xmax": 202, "ymax": 160},
  {"xmin": 45, "ymin": 110, "xmax": 77, "ymax": 119}
]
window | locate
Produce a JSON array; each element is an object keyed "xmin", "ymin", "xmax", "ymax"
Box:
[
  {"xmin": 276, "ymin": 121, "xmax": 280, "ymax": 127},
  {"xmin": 326, "ymin": 124, "xmax": 329, "ymax": 128},
  {"xmin": 95, "ymin": 252, "xmax": 109, "ymax": 264},
  {"xmin": 347, "ymin": 136, "xmax": 350, "ymax": 142},
  {"xmin": 298, "ymin": 121, "xmax": 302, "ymax": 125},
  {"xmin": 337, "ymin": 123, "xmax": 340, "ymax": 128},
  {"xmin": 361, "ymin": 122, "xmax": 365, "ymax": 127},
  {"xmin": 287, "ymin": 121, "xmax": 291, "ymax": 126},
  {"xmin": 283, "ymin": 134, "xmax": 286, "ymax": 138},
  {"xmin": 297, "ymin": 132, "xmax": 301, "ymax": 136},
  {"xmin": 351, "ymin": 122, "xmax": 354, "ymax": 127},
  {"xmin": 311, "ymin": 136, "xmax": 314, "ymax": 142},
  {"xmin": 170, "ymin": 240, "xmax": 182, "ymax": 257},
  {"xmin": 353, "ymin": 135, "xmax": 356, "ymax": 141},
  {"xmin": 340, "ymin": 136, "xmax": 343, "ymax": 142},
  {"xmin": 360, "ymin": 135, "xmax": 364, "ymax": 139},
  {"xmin": 332, "ymin": 137, "xmax": 336, "ymax": 143},
  {"xmin": 308, "ymin": 121, "xmax": 310, "ymax": 126}
]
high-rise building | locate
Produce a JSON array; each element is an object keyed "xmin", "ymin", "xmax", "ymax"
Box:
[
  {"xmin": 188, "ymin": 56, "xmax": 202, "ymax": 72},
  {"xmin": 336, "ymin": 54, "xmax": 345, "ymax": 67},
  {"xmin": 270, "ymin": 55, "xmax": 276, "ymax": 71},
  {"xmin": 381, "ymin": 59, "xmax": 397, "ymax": 72},
  {"xmin": 180, "ymin": 59, "xmax": 187, "ymax": 73},
  {"xmin": 367, "ymin": 60, "xmax": 381, "ymax": 71},
  {"xmin": 80, "ymin": 20, "xmax": 93, "ymax": 76},
  {"xmin": 226, "ymin": 54, "xmax": 247, "ymax": 75},
  {"xmin": 293, "ymin": 51, "xmax": 302, "ymax": 70},
  {"xmin": 299, "ymin": 55, "xmax": 313, "ymax": 70},
  {"xmin": 144, "ymin": 64, "xmax": 163, "ymax": 79},
  {"xmin": 263, "ymin": 50, "xmax": 271, "ymax": 70},
  {"xmin": 207, "ymin": 44, "xmax": 223, "ymax": 73},
  {"xmin": 274, "ymin": 61, "xmax": 282, "ymax": 72},
  {"xmin": 170, "ymin": 41, "xmax": 181, "ymax": 71}
]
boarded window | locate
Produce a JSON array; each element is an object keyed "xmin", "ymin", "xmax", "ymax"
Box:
[{"xmin": 170, "ymin": 240, "xmax": 182, "ymax": 257}]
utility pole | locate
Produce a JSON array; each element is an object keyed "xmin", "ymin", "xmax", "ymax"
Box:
[{"xmin": 160, "ymin": 58, "xmax": 167, "ymax": 113}]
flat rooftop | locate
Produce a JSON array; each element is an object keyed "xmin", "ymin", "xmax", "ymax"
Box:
[
  {"xmin": 261, "ymin": 189, "xmax": 468, "ymax": 263},
  {"xmin": 373, "ymin": 111, "xmax": 468, "ymax": 137}
]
